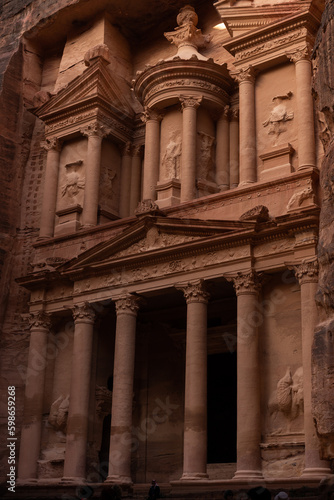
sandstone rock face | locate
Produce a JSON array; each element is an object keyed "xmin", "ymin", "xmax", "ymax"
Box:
[{"xmin": 312, "ymin": 0, "xmax": 334, "ymax": 460}]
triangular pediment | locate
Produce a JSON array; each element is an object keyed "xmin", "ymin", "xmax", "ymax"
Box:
[
  {"xmin": 34, "ymin": 58, "xmax": 134, "ymax": 121},
  {"xmin": 59, "ymin": 216, "xmax": 255, "ymax": 276}
]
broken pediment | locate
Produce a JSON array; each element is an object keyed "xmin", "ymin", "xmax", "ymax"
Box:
[
  {"xmin": 32, "ymin": 54, "xmax": 134, "ymax": 124},
  {"xmin": 59, "ymin": 216, "xmax": 254, "ymax": 276}
]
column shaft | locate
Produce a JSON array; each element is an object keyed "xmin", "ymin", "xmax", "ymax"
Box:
[
  {"xmin": 178, "ymin": 281, "xmax": 209, "ymax": 479},
  {"xmin": 230, "ymin": 271, "xmax": 263, "ymax": 480},
  {"xmin": 119, "ymin": 143, "xmax": 132, "ymax": 218},
  {"xmin": 229, "ymin": 109, "xmax": 239, "ymax": 188},
  {"xmin": 18, "ymin": 312, "xmax": 50, "ymax": 480},
  {"xmin": 294, "ymin": 263, "xmax": 331, "ymax": 477},
  {"xmin": 234, "ymin": 68, "xmax": 256, "ymax": 186},
  {"xmin": 107, "ymin": 295, "xmax": 140, "ymax": 484},
  {"xmin": 142, "ymin": 108, "xmax": 162, "ymax": 201},
  {"xmin": 216, "ymin": 107, "xmax": 230, "ymax": 191},
  {"xmin": 81, "ymin": 123, "xmax": 108, "ymax": 227},
  {"xmin": 129, "ymin": 146, "xmax": 142, "ymax": 214},
  {"xmin": 39, "ymin": 138, "xmax": 61, "ymax": 238},
  {"xmin": 180, "ymin": 96, "xmax": 202, "ymax": 202},
  {"xmin": 63, "ymin": 304, "xmax": 95, "ymax": 480}
]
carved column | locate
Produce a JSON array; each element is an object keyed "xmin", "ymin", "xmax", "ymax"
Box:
[
  {"xmin": 233, "ymin": 67, "xmax": 256, "ymax": 186},
  {"xmin": 81, "ymin": 122, "xmax": 109, "ymax": 227},
  {"xmin": 129, "ymin": 145, "xmax": 143, "ymax": 214},
  {"xmin": 229, "ymin": 271, "xmax": 263, "ymax": 480},
  {"xmin": 39, "ymin": 138, "xmax": 62, "ymax": 238},
  {"xmin": 18, "ymin": 312, "xmax": 51, "ymax": 480},
  {"xmin": 179, "ymin": 95, "xmax": 202, "ymax": 202},
  {"xmin": 141, "ymin": 107, "xmax": 163, "ymax": 201},
  {"xmin": 229, "ymin": 108, "xmax": 240, "ymax": 188},
  {"xmin": 216, "ymin": 106, "xmax": 230, "ymax": 191},
  {"xmin": 107, "ymin": 294, "xmax": 141, "ymax": 484},
  {"xmin": 293, "ymin": 261, "xmax": 331, "ymax": 477},
  {"xmin": 63, "ymin": 303, "xmax": 95, "ymax": 480},
  {"xmin": 119, "ymin": 142, "xmax": 132, "ymax": 218},
  {"xmin": 286, "ymin": 46, "xmax": 316, "ymax": 170},
  {"xmin": 177, "ymin": 280, "xmax": 209, "ymax": 479}
]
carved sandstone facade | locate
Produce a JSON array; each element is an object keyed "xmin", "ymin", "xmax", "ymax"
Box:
[{"xmin": 0, "ymin": 0, "xmax": 332, "ymax": 497}]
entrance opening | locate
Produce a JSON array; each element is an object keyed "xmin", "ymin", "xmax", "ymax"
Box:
[{"xmin": 207, "ymin": 351, "xmax": 237, "ymax": 463}]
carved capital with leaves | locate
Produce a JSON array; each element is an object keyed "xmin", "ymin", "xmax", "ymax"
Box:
[
  {"xmin": 289, "ymin": 259, "xmax": 318, "ymax": 284},
  {"xmin": 80, "ymin": 122, "xmax": 110, "ymax": 139},
  {"xmin": 231, "ymin": 66, "xmax": 255, "ymax": 85},
  {"xmin": 28, "ymin": 311, "xmax": 52, "ymax": 330},
  {"xmin": 141, "ymin": 106, "xmax": 164, "ymax": 124},
  {"xmin": 226, "ymin": 270, "xmax": 263, "ymax": 296},
  {"xmin": 72, "ymin": 302, "xmax": 96, "ymax": 323},
  {"xmin": 286, "ymin": 45, "xmax": 312, "ymax": 64},
  {"xmin": 179, "ymin": 95, "xmax": 202, "ymax": 110},
  {"xmin": 176, "ymin": 279, "xmax": 210, "ymax": 304},
  {"xmin": 115, "ymin": 294, "xmax": 141, "ymax": 316},
  {"xmin": 41, "ymin": 137, "xmax": 62, "ymax": 152}
]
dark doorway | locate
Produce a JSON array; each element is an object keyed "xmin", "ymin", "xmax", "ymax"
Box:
[{"xmin": 207, "ymin": 352, "xmax": 237, "ymax": 463}]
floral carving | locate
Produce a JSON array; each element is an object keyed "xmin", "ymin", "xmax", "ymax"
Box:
[
  {"xmin": 41, "ymin": 137, "xmax": 62, "ymax": 152},
  {"xmin": 29, "ymin": 311, "xmax": 51, "ymax": 329},
  {"xmin": 72, "ymin": 302, "xmax": 96, "ymax": 323},
  {"xmin": 80, "ymin": 122, "xmax": 110, "ymax": 138},
  {"xmin": 179, "ymin": 95, "xmax": 202, "ymax": 110},
  {"xmin": 176, "ymin": 279, "xmax": 210, "ymax": 304},
  {"xmin": 140, "ymin": 107, "xmax": 164, "ymax": 123},
  {"xmin": 286, "ymin": 45, "xmax": 312, "ymax": 63},
  {"xmin": 231, "ymin": 66, "xmax": 255, "ymax": 84},
  {"xmin": 290, "ymin": 260, "xmax": 318, "ymax": 284},
  {"xmin": 226, "ymin": 270, "xmax": 263, "ymax": 295},
  {"xmin": 115, "ymin": 294, "xmax": 141, "ymax": 315}
]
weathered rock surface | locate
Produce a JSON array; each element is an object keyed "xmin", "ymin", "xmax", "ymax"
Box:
[{"xmin": 312, "ymin": 0, "xmax": 334, "ymax": 460}]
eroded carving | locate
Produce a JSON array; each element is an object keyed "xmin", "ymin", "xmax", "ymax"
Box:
[
  {"xmin": 263, "ymin": 92, "xmax": 294, "ymax": 142},
  {"xmin": 286, "ymin": 186, "xmax": 315, "ymax": 211},
  {"xmin": 268, "ymin": 367, "xmax": 304, "ymax": 425},
  {"xmin": 197, "ymin": 132, "xmax": 215, "ymax": 180},
  {"xmin": 48, "ymin": 394, "xmax": 69, "ymax": 432},
  {"xmin": 61, "ymin": 161, "xmax": 85, "ymax": 198},
  {"xmin": 162, "ymin": 132, "xmax": 182, "ymax": 179},
  {"xmin": 176, "ymin": 279, "xmax": 210, "ymax": 304},
  {"xmin": 95, "ymin": 385, "xmax": 112, "ymax": 416}
]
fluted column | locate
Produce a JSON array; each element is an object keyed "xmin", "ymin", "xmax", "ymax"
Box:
[
  {"xmin": 286, "ymin": 46, "xmax": 316, "ymax": 170},
  {"xmin": 179, "ymin": 95, "xmax": 202, "ymax": 202},
  {"xmin": 129, "ymin": 145, "xmax": 143, "ymax": 214},
  {"xmin": 18, "ymin": 312, "xmax": 51, "ymax": 480},
  {"xmin": 216, "ymin": 105, "xmax": 230, "ymax": 191},
  {"xmin": 229, "ymin": 271, "xmax": 263, "ymax": 480},
  {"xmin": 293, "ymin": 261, "xmax": 331, "ymax": 477},
  {"xmin": 232, "ymin": 67, "xmax": 256, "ymax": 186},
  {"xmin": 229, "ymin": 108, "xmax": 240, "ymax": 188},
  {"xmin": 107, "ymin": 294, "xmax": 141, "ymax": 484},
  {"xmin": 81, "ymin": 122, "xmax": 109, "ymax": 227},
  {"xmin": 119, "ymin": 142, "xmax": 132, "ymax": 218},
  {"xmin": 39, "ymin": 138, "xmax": 62, "ymax": 238},
  {"xmin": 141, "ymin": 107, "xmax": 163, "ymax": 201},
  {"xmin": 63, "ymin": 303, "xmax": 95, "ymax": 480},
  {"xmin": 177, "ymin": 280, "xmax": 209, "ymax": 479}
]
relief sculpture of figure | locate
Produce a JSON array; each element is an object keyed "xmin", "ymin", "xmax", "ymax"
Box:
[
  {"xmin": 61, "ymin": 161, "xmax": 85, "ymax": 199},
  {"xmin": 162, "ymin": 133, "xmax": 182, "ymax": 179},
  {"xmin": 48, "ymin": 394, "xmax": 70, "ymax": 433},
  {"xmin": 197, "ymin": 131, "xmax": 215, "ymax": 180},
  {"xmin": 263, "ymin": 92, "xmax": 294, "ymax": 141}
]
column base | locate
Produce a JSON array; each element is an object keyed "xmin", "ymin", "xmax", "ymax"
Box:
[
  {"xmin": 105, "ymin": 475, "xmax": 132, "ymax": 485},
  {"xmin": 238, "ymin": 181, "xmax": 256, "ymax": 188},
  {"xmin": 233, "ymin": 470, "xmax": 264, "ymax": 480},
  {"xmin": 61, "ymin": 476, "xmax": 86, "ymax": 484},
  {"xmin": 301, "ymin": 467, "xmax": 332, "ymax": 478},
  {"xmin": 180, "ymin": 472, "xmax": 209, "ymax": 480},
  {"xmin": 16, "ymin": 478, "xmax": 38, "ymax": 485}
]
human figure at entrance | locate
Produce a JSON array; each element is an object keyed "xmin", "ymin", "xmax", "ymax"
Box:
[{"xmin": 148, "ymin": 479, "xmax": 160, "ymax": 500}]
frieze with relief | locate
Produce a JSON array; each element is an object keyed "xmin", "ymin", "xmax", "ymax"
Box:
[{"xmin": 234, "ymin": 30, "xmax": 303, "ymax": 62}]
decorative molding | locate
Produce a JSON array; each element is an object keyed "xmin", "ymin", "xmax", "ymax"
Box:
[
  {"xmin": 176, "ymin": 279, "xmax": 210, "ymax": 304},
  {"xmin": 122, "ymin": 141, "xmax": 132, "ymax": 156},
  {"xmin": 231, "ymin": 66, "xmax": 255, "ymax": 84},
  {"xmin": 84, "ymin": 44, "xmax": 111, "ymax": 67},
  {"xmin": 289, "ymin": 259, "xmax": 318, "ymax": 284},
  {"xmin": 239, "ymin": 205, "xmax": 270, "ymax": 223},
  {"xmin": 286, "ymin": 44, "xmax": 312, "ymax": 63},
  {"xmin": 140, "ymin": 106, "xmax": 164, "ymax": 123}
]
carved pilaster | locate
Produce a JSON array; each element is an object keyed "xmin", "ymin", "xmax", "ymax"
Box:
[
  {"xmin": 115, "ymin": 294, "xmax": 141, "ymax": 316},
  {"xmin": 231, "ymin": 66, "xmax": 256, "ymax": 84},
  {"xmin": 290, "ymin": 260, "xmax": 318, "ymax": 284},
  {"xmin": 230, "ymin": 107, "xmax": 239, "ymax": 121},
  {"xmin": 132, "ymin": 144, "xmax": 143, "ymax": 158},
  {"xmin": 179, "ymin": 95, "xmax": 202, "ymax": 110},
  {"xmin": 72, "ymin": 302, "xmax": 96, "ymax": 323},
  {"xmin": 41, "ymin": 137, "xmax": 62, "ymax": 152},
  {"xmin": 286, "ymin": 45, "xmax": 312, "ymax": 64},
  {"xmin": 227, "ymin": 270, "xmax": 263, "ymax": 295},
  {"xmin": 122, "ymin": 141, "xmax": 132, "ymax": 157},
  {"xmin": 80, "ymin": 122, "xmax": 110, "ymax": 138},
  {"xmin": 141, "ymin": 106, "xmax": 164, "ymax": 123},
  {"xmin": 177, "ymin": 279, "xmax": 210, "ymax": 304}
]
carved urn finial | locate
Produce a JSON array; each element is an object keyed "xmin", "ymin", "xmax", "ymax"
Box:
[{"xmin": 164, "ymin": 5, "xmax": 211, "ymax": 61}]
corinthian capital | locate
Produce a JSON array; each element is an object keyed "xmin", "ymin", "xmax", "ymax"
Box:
[
  {"xmin": 28, "ymin": 311, "xmax": 51, "ymax": 330},
  {"xmin": 179, "ymin": 95, "xmax": 202, "ymax": 110},
  {"xmin": 72, "ymin": 302, "xmax": 96, "ymax": 323},
  {"xmin": 41, "ymin": 137, "xmax": 62, "ymax": 152},
  {"xmin": 176, "ymin": 279, "xmax": 210, "ymax": 304},
  {"xmin": 141, "ymin": 106, "xmax": 164, "ymax": 124},
  {"xmin": 289, "ymin": 259, "xmax": 318, "ymax": 284},
  {"xmin": 226, "ymin": 270, "xmax": 263, "ymax": 295},
  {"xmin": 80, "ymin": 122, "xmax": 110, "ymax": 138},
  {"xmin": 286, "ymin": 45, "xmax": 312, "ymax": 63},
  {"xmin": 115, "ymin": 294, "xmax": 141, "ymax": 315},
  {"xmin": 231, "ymin": 66, "xmax": 255, "ymax": 84}
]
